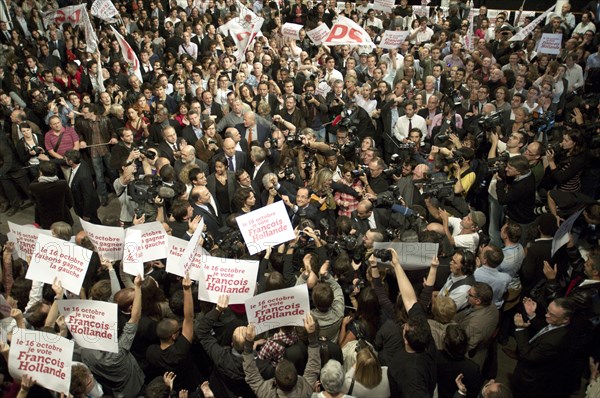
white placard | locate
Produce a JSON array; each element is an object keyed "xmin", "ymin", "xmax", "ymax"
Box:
[
  {"xmin": 281, "ymin": 23, "xmax": 303, "ymax": 40},
  {"xmin": 197, "ymin": 256, "xmax": 259, "ymax": 304},
  {"xmin": 245, "ymin": 285, "xmax": 310, "ymax": 334},
  {"xmin": 8, "ymin": 222, "xmax": 39, "ymax": 259},
  {"xmin": 180, "ymin": 219, "xmax": 205, "ymax": 276},
  {"xmin": 27, "ymin": 234, "xmax": 92, "ymax": 294},
  {"xmin": 81, "ymin": 219, "xmax": 125, "ymax": 261},
  {"xmin": 372, "ymin": 242, "xmax": 439, "ymax": 270},
  {"xmin": 236, "ymin": 201, "xmax": 295, "ymax": 255},
  {"xmin": 307, "ymin": 23, "xmax": 331, "ymax": 46},
  {"xmin": 58, "ymin": 300, "xmax": 118, "ymax": 353},
  {"xmin": 90, "ymin": 0, "xmax": 119, "ymax": 22},
  {"xmin": 324, "ymin": 16, "xmax": 375, "ymax": 48},
  {"xmin": 537, "ymin": 33, "xmax": 562, "ymax": 55},
  {"xmin": 127, "ymin": 222, "xmax": 168, "ymax": 262},
  {"xmin": 552, "ymin": 209, "xmax": 584, "ymax": 256},
  {"xmin": 9, "ymin": 330, "xmax": 73, "ymax": 394},
  {"xmin": 166, "ymin": 235, "xmax": 188, "ymax": 277},
  {"xmin": 122, "ymin": 229, "xmax": 144, "ymax": 277},
  {"xmin": 373, "ymin": 0, "xmax": 395, "ymax": 12},
  {"xmin": 379, "ymin": 30, "xmax": 410, "ymax": 49}
]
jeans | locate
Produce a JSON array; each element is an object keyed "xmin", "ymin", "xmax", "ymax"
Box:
[
  {"xmin": 488, "ymin": 196, "xmax": 504, "ymax": 247},
  {"xmin": 91, "ymin": 154, "xmax": 113, "ymax": 198}
]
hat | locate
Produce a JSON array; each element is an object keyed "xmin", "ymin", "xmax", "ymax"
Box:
[{"xmin": 470, "ymin": 210, "xmax": 486, "ymax": 229}]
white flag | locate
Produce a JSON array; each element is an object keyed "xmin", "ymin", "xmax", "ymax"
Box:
[
  {"xmin": 509, "ymin": 5, "xmax": 556, "ymax": 42},
  {"xmin": 110, "ymin": 26, "xmax": 143, "ymax": 83},
  {"xmin": 91, "ymin": 0, "xmax": 119, "ymax": 22},
  {"xmin": 323, "ymin": 16, "xmax": 375, "ymax": 48}
]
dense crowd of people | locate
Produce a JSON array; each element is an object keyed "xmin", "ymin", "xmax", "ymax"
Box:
[{"xmin": 0, "ymin": 0, "xmax": 600, "ymax": 397}]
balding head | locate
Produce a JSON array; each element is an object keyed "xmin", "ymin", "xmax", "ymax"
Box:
[
  {"xmin": 223, "ymin": 137, "xmax": 236, "ymax": 157},
  {"xmin": 243, "ymin": 111, "xmax": 256, "ymax": 127}
]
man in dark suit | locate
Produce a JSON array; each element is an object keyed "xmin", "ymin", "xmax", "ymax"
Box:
[
  {"xmin": 351, "ymin": 199, "xmax": 390, "ymax": 236},
  {"xmin": 64, "ymin": 150, "xmax": 101, "ymax": 224},
  {"xmin": 157, "ymin": 126, "xmax": 181, "ymax": 166},
  {"xmin": 253, "ymin": 82, "xmax": 280, "ymax": 116},
  {"xmin": 512, "ymin": 297, "xmax": 574, "ymax": 398},
  {"xmin": 235, "ymin": 111, "xmax": 269, "ymax": 146},
  {"xmin": 282, "ymin": 187, "xmax": 318, "ymax": 226},
  {"xmin": 147, "ymin": 108, "xmax": 182, "ymax": 146},
  {"xmin": 29, "ymin": 161, "xmax": 74, "ymax": 229},
  {"xmin": 190, "ymin": 186, "xmax": 223, "ymax": 240},
  {"xmin": 220, "ymin": 137, "xmax": 248, "ymax": 173},
  {"xmin": 248, "ymin": 146, "xmax": 271, "ymax": 188},
  {"xmin": 223, "ymin": 128, "xmax": 249, "ymax": 155},
  {"xmin": 181, "ymin": 109, "xmax": 203, "ymax": 147},
  {"xmin": 48, "ymin": 30, "xmax": 67, "ymax": 65},
  {"xmin": 200, "ymin": 91, "xmax": 223, "ymax": 124},
  {"xmin": 0, "ymin": 21, "xmax": 11, "ymax": 45}
]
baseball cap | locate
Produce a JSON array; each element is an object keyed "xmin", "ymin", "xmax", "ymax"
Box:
[{"xmin": 470, "ymin": 210, "xmax": 486, "ymax": 229}]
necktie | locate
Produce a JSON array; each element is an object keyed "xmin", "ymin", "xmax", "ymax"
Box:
[
  {"xmin": 207, "ymin": 203, "xmax": 217, "ymax": 216},
  {"xmin": 408, "ymin": 118, "xmax": 412, "ymax": 133},
  {"xmin": 436, "ymin": 78, "xmax": 440, "ymax": 91},
  {"xmin": 248, "ymin": 127, "xmax": 253, "ymax": 143},
  {"xmin": 228, "ymin": 156, "xmax": 234, "ymax": 171},
  {"xmin": 172, "ymin": 143, "xmax": 178, "ymax": 151},
  {"xmin": 68, "ymin": 168, "xmax": 75, "ymax": 187}
]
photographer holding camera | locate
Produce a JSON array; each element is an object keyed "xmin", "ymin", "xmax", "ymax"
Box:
[
  {"xmin": 359, "ymin": 158, "xmax": 390, "ymax": 197},
  {"xmin": 301, "ymin": 81, "xmax": 328, "ymax": 141}
]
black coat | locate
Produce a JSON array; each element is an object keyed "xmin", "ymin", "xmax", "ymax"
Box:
[
  {"xmin": 30, "ymin": 180, "xmax": 74, "ymax": 228},
  {"xmin": 69, "ymin": 162, "xmax": 100, "ymax": 222},
  {"xmin": 191, "ymin": 203, "xmax": 223, "ymax": 240}
]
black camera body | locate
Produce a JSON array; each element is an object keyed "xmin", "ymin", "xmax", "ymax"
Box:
[
  {"xmin": 137, "ymin": 146, "xmax": 157, "ymax": 160},
  {"xmin": 373, "ymin": 248, "xmax": 392, "ymax": 262}
]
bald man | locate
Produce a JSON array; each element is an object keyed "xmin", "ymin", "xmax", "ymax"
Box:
[
  {"xmin": 174, "ymin": 145, "xmax": 208, "ymax": 176},
  {"xmin": 219, "ymin": 137, "xmax": 248, "ymax": 173},
  {"xmin": 190, "ymin": 186, "xmax": 223, "ymax": 239},
  {"xmin": 234, "ymin": 111, "xmax": 270, "ymax": 146}
]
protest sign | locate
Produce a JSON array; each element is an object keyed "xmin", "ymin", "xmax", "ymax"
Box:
[
  {"xmin": 323, "ymin": 16, "xmax": 375, "ymax": 48},
  {"xmin": 110, "ymin": 26, "xmax": 143, "ymax": 83},
  {"xmin": 8, "ymin": 222, "xmax": 39, "ymax": 259},
  {"xmin": 372, "ymin": 242, "xmax": 439, "ymax": 270},
  {"xmin": 236, "ymin": 201, "xmax": 295, "ymax": 255},
  {"xmin": 379, "ymin": 30, "xmax": 410, "ymax": 49},
  {"xmin": 196, "ymin": 256, "xmax": 259, "ymax": 304},
  {"xmin": 537, "ymin": 33, "xmax": 562, "ymax": 55},
  {"xmin": 552, "ymin": 209, "xmax": 583, "ymax": 256},
  {"xmin": 27, "ymin": 234, "xmax": 91, "ymax": 294},
  {"xmin": 180, "ymin": 219, "xmax": 205, "ymax": 277},
  {"xmin": 9, "ymin": 330, "xmax": 73, "ymax": 394},
  {"xmin": 166, "ymin": 235, "xmax": 188, "ymax": 277},
  {"xmin": 58, "ymin": 300, "xmax": 118, "ymax": 353},
  {"xmin": 43, "ymin": 4, "xmax": 86, "ymax": 27},
  {"xmin": 373, "ymin": 0, "xmax": 394, "ymax": 12},
  {"xmin": 282, "ymin": 23, "xmax": 303, "ymax": 40},
  {"xmin": 510, "ymin": 5, "xmax": 556, "ymax": 42},
  {"xmin": 307, "ymin": 24, "xmax": 330, "ymax": 46},
  {"xmin": 81, "ymin": 219, "xmax": 125, "ymax": 261},
  {"xmin": 127, "ymin": 221, "xmax": 168, "ymax": 262},
  {"xmin": 122, "ymin": 229, "xmax": 144, "ymax": 277},
  {"xmin": 245, "ymin": 285, "xmax": 310, "ymax": 334}
]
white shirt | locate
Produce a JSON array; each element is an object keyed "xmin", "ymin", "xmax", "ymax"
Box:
[
  {"xmin": 448, "ymin": 216, "xmax": 479, "ymax": 253},
  {"xmin": 393, "ymin": 114, "xmax": 427, "ymax": 142},
  {"xmin": 323, "ymin": 68, "xmax": 343, "ymax": 83},
  {"xmin": 178, "ymin": 41, "xmax": 198, "ymax": 60},
  {"xmin": 440, "ymin": 274, "xmax": 472, "ymax": 311}
]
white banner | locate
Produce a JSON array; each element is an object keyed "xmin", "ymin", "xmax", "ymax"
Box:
[
  {"xmin": 245, "ymin": 285, "xmax": 310, "ymax": 334},
  {"xmin": 236, "ymin": 201, "xmax": 295, "ymax": 255},
  {"xmin": 281, "ymin": 23, "xmax": 303, "ymax": 40},
  {"xmin": 122, "ymin": 229, "xmax": 144, "ymax": 277},
  {"xmin": 307, "ymin": 23, "xmax": 331, "ymax": 46},
  {"xmin": 27, "ymin": 234, "xmax": 91, "ymax": 294},
  {"xmin": 8, "ymin": 222, "xmax": 39, "ymax": 259},
  {"xmin": 81, "ymin": 7, "xmax": 98, "ymax": 53},
  {"xmin": 379, "ymin": 30, "xmax": 410, "ymax": 49},
  {"xmin": 179, "ymin": 219, "xmax": 205, "ymax": 276},
  {"xmin": 166, "ymin": 235, "xmax": 188, "ymax": 277},
  {"xmin": 127, "ymin": 221, "xmax": 168, "ymax": 262},
  {"xmin": 91, "ymin": 0, "xmax": 119, "ymax": 22},
  {"xmin": 324, "ymin": 16, "xmax": 375, "ymax": 48},
  {"xmin": 197, "ymin": 256, "xmax": 259, "ymax": 304},
  {"xmin": 372, "ymin": 242, "xmax": 439, "ymax": 270},
  {"xmin": 373, "ymin": 0, "xmax": 394, "ymax": 12},
  {"xmin": 43, "ymin": 4, "xmax": 86, "ymax": 28},
  {"xmin": 537, "ymin": 33, "xmax": 562, "ymax": 55},
  {"xmin": 510, "ymin": 5, "xmax": 556, "ymax": 42},
  {"xmin": 81, "ymin": 219, "xmax": 124, "ymax": 261},
  {"xmin": 229, "ymin": 18, "xmax": 264, "ymax": 62},
  {"xmin": 58, "ymin": 300, "xmax": 118, "ymax": 353},
  {"xmin": 9, "ymin": 330, "xmax": 73, "ymax": 395},
  {"xmin": 110, "ymin": 26, "xmax": 143, "ymax": 82}
]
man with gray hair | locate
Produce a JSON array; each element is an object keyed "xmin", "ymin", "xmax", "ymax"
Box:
[
  {"xmin": 174, "ymin": 145, "xmax": 208, "ymax": 176},
  {"xmin": 249, "ymin": 146, "xmax": 271, "ymax": 186}
]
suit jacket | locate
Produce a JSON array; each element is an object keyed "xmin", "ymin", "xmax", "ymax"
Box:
[
  {"xmin": 0, "ymin": 29, "xmax": 11, "ymax": 45},
  {"xmin": 200, "ymin": 102, "xmax": 224, "ymax": 124},
  {"xmin": 351, "ymin": 208, "xmax": 390, "ymax": 235},
  {"xmin": 454, "ymin": 305, "xmax": 499, "ymax": 368},
  {"xmin": 513, "ymin": 318, "xmax": 572, "ymax": 398},
  {"xmin": 206, "ymin": 172, "xmax": 236, "ymax": 212},
  {"xmin": 289, "ymin": 203, "xmax": 319, "ymax": 226},
  {"xmin": 212, "ymin": 150, "xmax": 248, "ymax": 174},
  {"xmin": 69, "ymin": 162, "xmax": 100, "ymax": 221},
  {"xmin": 253, "ymin": 94, "xmax": 279, "ymax": 116},
  {"xmin": 30, "ymin": 180, "xmax": 74, "ymax": 229},
  {"xmin": 181, "ymin": 125, "xmax": 203, "ymax": 147},
  {"xmin": 235, "ymin": 123, "xmax": 270, "ymax": 146},
  {"xmin": 174, "ymin": 158, "xmax": 209, "ymax": 177},
  {"xmin": 158, "ymin": 141, "xmax": 180, "ymax": 165},
  {"xmin": 48, "ymin": 39, "xmax": 67, "ymax": 64},
  {"xmin": 191, "ymin": 202, "xmax": 223, "ymax": 240},
  {"xmin": 249, "ymin": 161, "xmax": 271, "ymax": 188},
  {"xmin": 147, "ymin": 120, "xmax": 182, "ymax": 146}
]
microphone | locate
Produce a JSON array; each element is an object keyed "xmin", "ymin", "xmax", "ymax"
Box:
[{"xmin": 391, "ymin": 204, "xmax": 414, "ymax": 217}]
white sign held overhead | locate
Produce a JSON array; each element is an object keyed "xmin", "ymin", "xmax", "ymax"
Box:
[
  {"xmin": 379, "ymin": 30, "xmax": 410, "ymax": 49},
  {"xmin": 236, "ymin": 201, "xmax": 295, "ymax": 255},
  {"xmin": 245, "ymin": 285, "xmax": 310, "ymax": 334},
  {"xmin": 58, "ymin": 299, "xmax": 119, "ymax": 353},
  {"xmin": 196, "ymin": 256, "xmax": 259, "ymax": 304}
]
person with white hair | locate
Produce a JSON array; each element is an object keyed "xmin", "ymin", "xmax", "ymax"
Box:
[{"xmin": 312, "ymin": 360, "xmax": 353, "ymax": 398}]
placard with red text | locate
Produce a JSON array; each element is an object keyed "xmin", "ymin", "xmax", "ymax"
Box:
[
  {"xmin": 196, "ymin": 256, "xmax": 259, "ymax": 304},
  {"xmin": 236, "ymin": 201, "xmax": 295, "ymax": 255},
  {"xmin": 245, "ymin": 285, "xmax": 310, "ymax": 334},
  {"xmin": 127, "ymin": 221, "xmax": 168, "ymax": 262},
  {"xmin": 81, "ymin": 219, "xmax": 125, "ymax": 261},
  {"xmin": 58, "ymin": 299, "xmax": 118, "ymax": 353}
]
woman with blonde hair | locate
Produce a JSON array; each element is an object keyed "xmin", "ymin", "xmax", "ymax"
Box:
[{"xmin": 343, "ymin": 347, "xmax": 390, "ymax": 397}]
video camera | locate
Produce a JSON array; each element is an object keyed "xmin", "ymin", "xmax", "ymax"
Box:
[
  {"xmin": 128, "ymin": 175, "xmax": 176, "ymax": 205},
  {"xmin": 478, "ymin": 110, "xmax": 504, "ymax": 131}
]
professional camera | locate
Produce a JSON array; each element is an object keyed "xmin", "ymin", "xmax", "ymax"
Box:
[
  {"xmin": 268, "ymin": 137, "xmax": 278, "ymax": 148},
  {"xmin": 304, "ymin": 93, "xmax": 314, "ymax": 102},
  {"xmin": 417, "ymin": 174, "xmax": 457, "ymax": 199},
  {"xmin": 478, "ymin": 111, "xmax": 504, "ymax": 130},
  {"xmin": 31, "ymin": 146, "xmax": 44, "ymax": 155},
  {"xmin": 128, "ymin": 175, "xmax": 176, "ymax": 205},
  {"xmin": 529, "ymin": 111, "xmax": 555, "ymax": 135},
  {"xmin": 486, "ymin": 154, "xmax": 509, "ymax": 174},
  {"xmin": 137, "ymin": 146, "xmax": 157, "ymax": 160},
  {"xmin": 286, "ymin": 132, "xmax": 304, "ymax": 148},
  {"xmin": 331, "ymin": 134, "xmax": 359, "ymax": 160},
  {"xmin": 216, "ymin": 229, "xmax": 245, "ymax": 258},
  {"xmin": 373, "ymin": 248, "xmax": 392, "ymax": 262},
  {"xmin": 351, "ymin": 166, "xmax": 370, "ymax": 178}
]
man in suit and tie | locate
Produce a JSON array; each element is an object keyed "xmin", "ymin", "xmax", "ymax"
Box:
[
  {"xmin": 224, "ymin": 128, "xmax": 248, "ymax": 154},
  {"xmin": 64, "ymin": 150, "xmax": 101, "ymax": 224},
  {"xmin": 190, "ymin": 186, "xmax": 223, "ymax": 240},
  {"xmin": 48, "ymin": 29, "xmax": 67, "ymax": 65},
  {"xmin": 351, "ymin": 199, "xmax": 390, "ymax": 236},
  {"xmin": 158, "ymin": 126, "xmax": 181, "ymax": 166},
  {"xmin": 282, "ymin": 187, "xmax": 318, "ymax": 226},
  {"xmin": 221, "ymin": 137, "xmax": 248, "ymax": 173},
  {"xmin": 248, "ymin": 146, "xmax": 271, "ymax": 188},
  {"xmin": 512, "ymin": 297, "xmax": 574, "ymax": 398},
  {"xmin": 235, "ymin": 111, "xmax": 269, "ymax": 146},
  {"xmin": 200, "ymin": 91, "xmax": 224, "ymax": 124},
  {"xmin": 0, "ymin": 21, "xmax": 11, "ymax": 45},
  {"xmin": 253, "ymin": 82, "xmax": 279, "ymax": 116}
]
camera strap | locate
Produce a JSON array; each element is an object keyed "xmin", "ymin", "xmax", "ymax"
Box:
[{"xmin": 52, "ymin": 132, "xmax": 65, "ymax": 153}]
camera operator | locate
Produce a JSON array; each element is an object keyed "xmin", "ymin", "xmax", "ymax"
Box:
[
  {"xmin": 264, "ymin": 128, "xmax": 294, "ymax": 167},
  {"xmin": 406, "ymin": 128, "xmax": 431, "ymax": 164},
  {"xmin": 495, "ymin": 156, "xmax": 537, "ymax": 246},
  {"xmin": 110, "ymin": 128, "xmax": 139, "ymax": 170},
  {"xmin": 325, "ymin": 79, "xmax": 349, "ymax": 142},
  {"xmin": 331, "ymin": 125, "xmax": 359, "ymax": 164},
  {"xmin": 359, "ymin": 158, "xmax": 390, "ymax": 197},
  {"xmin": 114, "ymin": 158, "xmax": 138, "ymax": 227},
  {"xmin": 301, "ymin": 81, "xmax": 328, "ymax": 141},
  {"xmin": 273, "ymin": 95, "xmax": 307, "ymax": 134},
  {"xmin": 448, "ymin": 147, "xmax": 476, "ymax": 198},
  {"xmin": 426, "ymin": 208, "xmax": 486, "ymax": 253}
]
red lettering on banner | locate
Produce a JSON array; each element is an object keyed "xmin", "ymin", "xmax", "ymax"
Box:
[
  {"xmin": 55, "ymin": 10, "xmax": 66, "ymax": 23},
  {"xmin": 328, "ymin": 26, "xmax": 364, "ymax": 43}
]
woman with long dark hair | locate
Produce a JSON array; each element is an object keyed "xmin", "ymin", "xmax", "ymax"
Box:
[{"xmin": 545, "ymin": 129, "xmax": 587, "ymax": 193}]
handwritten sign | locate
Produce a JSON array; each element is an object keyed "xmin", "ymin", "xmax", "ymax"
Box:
[
  {"xmin": 379, "ymin": 30, "xmax": 410, "ymax": 49},
  {"xmin": 81, "ymin": 219, "xmax": 125, "ymax": 261},
  {"xmin": 122, "ymin": 229, "xmax": 144, "ymax": 277},
  {"xmin": 236, "ymin": 201, "xmax": 295, "ymax": 255},
  {"xmin": 245, "ymin": 285, "xmax": 310, "ymax": 334},
  {"xmin": 373, "ymin": 0, "xmax": 394, "ymax": 12},
  {"xmin": 197, "ymin": 256, "xmax": 259, "ymax": 304},
  {"xmin": 9, "ymin": 330, "xmax": 73, "ymax": 394},
  {"xmin": 27, "ymin": 234, "xmax": 91, "ymax": 294},
  {"xmin": 58, "ymin": 300, "xmax": 118, "ymax": 353}
]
